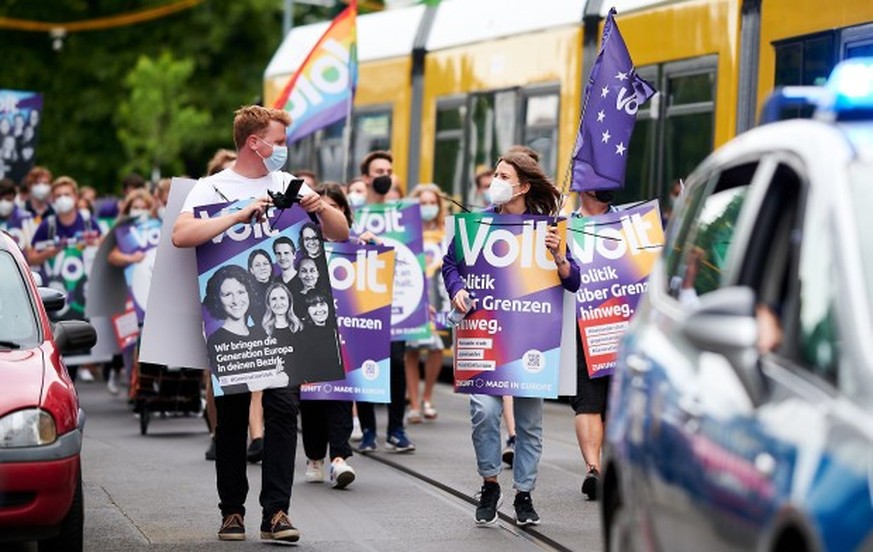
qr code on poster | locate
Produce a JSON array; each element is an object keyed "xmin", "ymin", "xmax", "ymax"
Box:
[{"xmin": 522, "ymin": 349, "xmax": 544, "ymax": 374}]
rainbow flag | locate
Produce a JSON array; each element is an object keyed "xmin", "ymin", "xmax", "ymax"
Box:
[{"xmin": 272, "ymin": 0, "xmax": 358, "ymax": 144}]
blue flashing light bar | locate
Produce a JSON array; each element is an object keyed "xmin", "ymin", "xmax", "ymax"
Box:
[{"xmin": 818, "ymin": 58, "xmax": 873, "ymax": 120}]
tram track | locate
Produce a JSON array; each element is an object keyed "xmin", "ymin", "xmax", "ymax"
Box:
[{"xmin": 361, "ymin": 451, "xmax": 576, "ymax": 552}]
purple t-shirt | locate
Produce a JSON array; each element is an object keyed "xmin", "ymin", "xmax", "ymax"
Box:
[
  {"xmin": 0, "ymin": 206, "xmax": 34, "ymax": 249},
  {"xmin": 31, "ymin": 212, "xmax": 102, "ymax": 248}
]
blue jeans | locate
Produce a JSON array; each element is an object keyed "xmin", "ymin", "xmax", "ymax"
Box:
[{"xmin": 469, "ymin": 394, "xmax": 543, "ymax": 492}]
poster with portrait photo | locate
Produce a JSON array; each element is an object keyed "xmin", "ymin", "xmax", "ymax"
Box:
[
  {"xmin": 194, "ymin": 199, "xmax": 344, "ymax": 395},
  {"xmin": 0, "ymin": 90, "xmax": 42, "ymax": 184}
]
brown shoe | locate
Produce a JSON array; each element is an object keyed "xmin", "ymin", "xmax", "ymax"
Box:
[
  {"xmin": 260, "ymin": 510, "xmax": 300, "ymax": 543},
  {"xmin": 218, "ymin": 513, "xmax": 245, "ymax": 541}
]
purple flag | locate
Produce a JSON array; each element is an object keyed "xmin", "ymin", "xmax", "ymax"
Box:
[{"xmin": 572, "ymin": 8, "xmax": 656, "ymax": 192}]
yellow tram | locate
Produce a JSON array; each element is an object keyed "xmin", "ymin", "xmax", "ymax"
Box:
[{"xmin": 264, "ymin": 0, "xmax": 873, "ymax": 207}]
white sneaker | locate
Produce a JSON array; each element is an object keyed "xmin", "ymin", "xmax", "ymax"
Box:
[
  {"xmin": 330, "ymin": 458, "xmax": 356, "ymax": 489},
  {"xmin": 107, "ymin": 371, "xmax": 119, "ymax": 395},
  {"xmin": 78, "ymin": 368, "xmax": 95, "ymax": 382},
  {"xmin": 305, "ymin": 459, "xmax": 324, "ymax": 483},
  {"xmin": 350, "ymin": 417, "xmax": 363, "ymax": 442}
]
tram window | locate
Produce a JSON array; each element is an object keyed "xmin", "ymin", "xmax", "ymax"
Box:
[
  {"xmin": 434, "ymin": 102, "xmax": 466, "ymax": 199},
  {"xmin": 774, "ymin": 33, "xmax": 835, "ymax": 87},
  {"xmin": 316, "ymin": 120, "xmax": 345, "ymax": 183},
  {"xmin": 668, "ymin": 73, "xmax": 713, "ymax": 106},
  {"xmin": 664, "ymin": 111, "xmax": 713, "ymax": 202},
  {"xmin": 352, "ymin": 111, "xmax": 391, "ymax": 178},
  {"xmin": 522, "ymin": 93, "xmax": 559, "ymax": 178},
  {"xmin": 624, "ymin": 59, "xmax": 715, "ymax": 208},
  {"xmin": 618, "ymin": 116, "xmax": 654, "ymax": 207},
  {"xmin": 467, "ymin": 90, "xmax": 518, "ymax": 197},
  {"xmin": 846, "ymin": 43, "xmax": 873, "ymax": 58}
]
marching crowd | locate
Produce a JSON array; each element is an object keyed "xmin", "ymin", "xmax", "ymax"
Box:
[{"xmin": 0, "ymin": 105, "xmax": 623, "ymax": 544}]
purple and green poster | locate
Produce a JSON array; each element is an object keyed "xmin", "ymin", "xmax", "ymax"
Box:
[
  {"xmin": 114, "ymin": 216, "xmax": 161, "ymax": 324},
  {"xmin": 301, "ymin": 241, "xmax": 394, "ymax": 403},
  {"xmin": 194, "ymin": 200, "xmax": 344, "ymax": 395},
  {"xmin": 569, "ymin": 200, "xmax": 663, "ymax": 378},
  {"xmin": 351, "ymin": 200, "xmax": 429, "ymax": 341},
  {"xmin": 0, "ymin": 90, "xmax": 42, "ymax": 184},
  {"xmin": 451, "ymin": 213, "xmax": 567, "ymax": 398},
  {"xmin": 33, "ymin": 233, "xmax": 99, "ymax": 322}
]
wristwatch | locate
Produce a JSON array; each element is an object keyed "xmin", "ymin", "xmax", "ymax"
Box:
[{"xmin": 554, "ymin": 254, "xmax": 568, "ymax": 266}]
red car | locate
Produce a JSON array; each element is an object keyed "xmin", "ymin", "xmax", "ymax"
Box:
[{"xmin": 0, "ymin": 230, "xmax": 95, "ymax": 551}]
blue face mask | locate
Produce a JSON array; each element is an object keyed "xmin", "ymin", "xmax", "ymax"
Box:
[
  {"xmin": 257, "ymin": 137, "xmax": 288, "ymax": 172},
  {"xmin": 420, "ymin": 204, "xmax": 439, "ymax": 222}
]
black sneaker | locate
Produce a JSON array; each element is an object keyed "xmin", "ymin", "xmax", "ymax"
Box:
[
  {"xmin": 474, "ymin": 481, "xmax": 502, "ymax": 526},
  {"xmin": 247, "ymin": 437, "xmax": 263, "ymax": 463},
  {"xmin": 204, "ymin": 438, "xmax": 216, "ymax": 461},
  {"xmin": 513, "ymin": 492, "xmax": 541, "ymax": 526},
  {"xmin": 260, "ymin": 510, "xmax": 300, "ymax": 543},
  {"xmin": 582, "ymin": 466, "xmax": 600, "ymax": 500},
  {"xmin": 218, "ymin": 513, "xmax": 245, "ymax": 541}
]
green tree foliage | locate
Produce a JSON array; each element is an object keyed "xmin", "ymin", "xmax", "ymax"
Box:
[
  {"xmin": 117, "ymin": 51, "xmax": 211, "ymax": 180},
  {"xmin": 0, "ymin": 1, "xmax": 279, "ymax": 192}
]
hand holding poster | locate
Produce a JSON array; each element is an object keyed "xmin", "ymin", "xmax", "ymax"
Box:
[
  {"xmin": 301, "ymin": 241, "xmax": 394, "ymax": 403},
  {"xmin": 569, "ymin": 200, "xmax": 664, "ymax": 377},
  {"xmin": 351, "ymin": 200, "xmax": 429, "ymax": 341},
  {"xmin": 114, "ymin": 216, "xmax": 162, "ymax": 324},
  {"xmin": 451, "ymin": 213, "xmax": 567, "ymax": 398},
  {"xmin": 195, "ymin": 200, "xmax": 344, "ymax": 394}
]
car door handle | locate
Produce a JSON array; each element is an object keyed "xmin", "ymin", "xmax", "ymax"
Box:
[{"xmin": 626, "ymin": 354, "xmax": 651, "ymax": 375}]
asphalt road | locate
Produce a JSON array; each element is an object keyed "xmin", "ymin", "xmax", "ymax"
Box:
[{"xmin": 17, "ymin": 379, "xmax": 604, "ymax": 551}]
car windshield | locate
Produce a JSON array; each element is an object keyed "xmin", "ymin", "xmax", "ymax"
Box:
[
  {"xmin": 0, "ymin": 251, "xmax": 39, "ymax": 347},
  {"xmin": 850, "ymin": 162, "xmax": 873, "ymax": 322}
]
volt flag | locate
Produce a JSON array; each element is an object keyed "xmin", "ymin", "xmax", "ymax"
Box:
[
  {"xmin": 272, "ymin": 0, "xmax": 358, "ymax": 144},
  {"xmin": 572, "ymin": 8, "xmax": 656, "ymax": 192}
]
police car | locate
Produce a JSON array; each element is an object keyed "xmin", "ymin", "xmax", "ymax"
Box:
[{"xmin": 602, "ymin": 58, "xmax": 873, "ymax": 551}]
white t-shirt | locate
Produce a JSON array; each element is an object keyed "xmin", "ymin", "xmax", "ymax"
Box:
[{"xmin": 180, "ymin": 168, "xmax": 312, "ymax": 213}]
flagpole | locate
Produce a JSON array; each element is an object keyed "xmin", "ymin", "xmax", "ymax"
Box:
[{"xmin": 342, "ymin": 92, "xmax": 353, "ymax": 184}]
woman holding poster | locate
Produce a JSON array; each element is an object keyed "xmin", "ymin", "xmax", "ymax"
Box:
[{"xmin": 442, "ymin": 151, "xmax": 581, "ymax": 528}]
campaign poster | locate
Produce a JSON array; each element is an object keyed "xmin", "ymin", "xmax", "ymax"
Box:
[
  {"xmin": 0, "ymin": 209, "xmax": 34, "ymax": 251},
  {"xmin": 351, "ymin": 200, "xmax": 429, "ymax": 341},
  {"xmin": 301, "ymin": 241, "xmax": 394, "ymax": 403},
  {"xmin": 114, "ymin": 216, "xmax": 162, "ymax": 324},
  {"xmin": 195, "ymin": 200, "xmax": 344, "ymax": 394},
  {"xmin": 422, "ymin": 227, "xmax": 452, "ymax": 332},
  {"xmin": 36, "ymin": 238, "xmax": 98, "ymax": 323},
  {"xmin": 0, "ymin": 90, "xmax": 42, "ymax": 184},
  {"xmin": 569, "ymin": 200, "xmax": 664, "ymax": 378},
  {"xmin": 451, "ymin": 213, "xmax": 567, "ymax": 399}
]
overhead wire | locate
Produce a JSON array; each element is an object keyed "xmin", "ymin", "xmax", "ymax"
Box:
[{"xmin": 0, "ymin": 0, "xmax": 205, "ymax": 33}]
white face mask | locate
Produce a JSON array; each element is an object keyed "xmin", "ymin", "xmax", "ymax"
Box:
[
  {"xmin": 157, "ymin": 206, "xmax": 166, "ymax": 219},
  {"xmin": 129, "ymin": 208, "xmax": 150, "ymax": 219},
  {"xmin": 488, "ymin": 177, "xmax": 517, "ymax": 206},
  {"xmin": 53, "ymin": 195, "xmax": 76, "ymax": 215},
  {"xmin": 0, "ymin": 199, "xmax": 13, "ymax": 217},
  {"xmin": 31, "ymin": 182, "xmax": 51, "ymax": 201},
  {"xmin": 348, "ymin": 192, "xmax": 366, "ymax": 209},
  {"xmin": 420, "ymin": 204, "xmax": 439, "ymax": 222}
]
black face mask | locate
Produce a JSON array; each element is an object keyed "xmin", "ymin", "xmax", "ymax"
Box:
[
  {"xmin": 593, "ymin": 190, "xmax": 615, "ymax": 203},
  {"xmin": 372, "ymin": 175, "xmax": 392, "ymax": 195}
]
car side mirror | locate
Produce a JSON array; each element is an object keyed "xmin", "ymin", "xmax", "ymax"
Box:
[
  {"xmin": 39, "ymin": 287, "xmax": 66, "ymax": 313},
  {"xmin": 680, "ymin": 286, "xmax": 767, "ymax": 406},
  {"xmin": 54, "ymin": 320, "xmax": 97, "ymax": 354}
]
